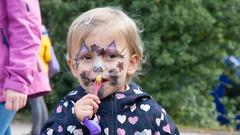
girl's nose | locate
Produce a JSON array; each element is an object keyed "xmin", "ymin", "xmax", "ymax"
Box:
[{"xmin": 93, "ymin": 64, "xmax": 104, "ymax": 73}]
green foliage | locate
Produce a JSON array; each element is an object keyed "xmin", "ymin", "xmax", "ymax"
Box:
[
  {"xmin": 220, "ymin": 64, "xmax": 240, "ymax": 128},
  {"xmin": 41, "ymin": 0, "xmax": 240, "ymax": 127}
]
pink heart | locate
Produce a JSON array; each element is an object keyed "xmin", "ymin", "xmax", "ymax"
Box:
[
  {"xmin": 58, "ymin": 125, "xmax": 63, "ymax": 132},
  {"xmin": 116, "ymin": 93, "xmax": 125, "ymax": 99},
  {"xmin": 128, "ymin": 116, "xmax": 138, "ymax": 125},
  {"xmin": 163, "ymin": 124, "xmax": 171, "ymax": 133},
  {"xmin": 117, "ymin": 128, "xmax": 125, "ymax": 135},
  {"xmin": 56, "ymin": 105, "xmax": 62, "ymax": 113}
]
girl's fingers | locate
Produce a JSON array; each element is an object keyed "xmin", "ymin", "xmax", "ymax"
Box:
[
  {"xmin": 81, "ymin": 110, "xmax": 94, "ymax": 121},
  {"xmin": 81, "ymin": 105, "xmax": 93, "ymax": 111},
  {"xmin": 75, "ymin": 94, "xmax": 101, "ymax": 121},
  {"xmin": 82, "ymin": 99, "xmax": 99, "ymax": 112},
  {"xmin": 82, "ymin": 94, "xmax": 101, "ymax": 104}
]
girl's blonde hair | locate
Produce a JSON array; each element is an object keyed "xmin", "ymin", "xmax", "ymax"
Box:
[{"xmin": 67, "ymin": 7, "xmax": 144, "ymax": 82}]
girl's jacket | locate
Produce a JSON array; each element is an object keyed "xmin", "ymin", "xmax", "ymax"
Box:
[
  {"xmin": 41, "ymin": 83, "xmax": 179, "ymax": 135},
  {"xmin": 0, "ymin": 0, "xmax": 50, "ymax": 102}
]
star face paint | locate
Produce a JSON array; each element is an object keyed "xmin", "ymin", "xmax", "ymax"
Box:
[{"xmin": 116, "ymin": 62, "xmax": 124, "ymax": 72}]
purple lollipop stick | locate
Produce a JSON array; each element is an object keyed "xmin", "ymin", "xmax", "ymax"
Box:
[{"xmin": 83, "ymin": 117, "xmax": 101, "ymax": 135}]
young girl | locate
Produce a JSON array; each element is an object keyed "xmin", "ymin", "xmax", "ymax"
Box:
[{"xmin": 41, "ymin": 7, "xmax": 179, "ymax": 135}]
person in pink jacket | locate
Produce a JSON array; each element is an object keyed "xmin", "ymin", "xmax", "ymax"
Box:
[{"xmin": 0, "ymin": 0, "xmax": 51, "ymax": 134}]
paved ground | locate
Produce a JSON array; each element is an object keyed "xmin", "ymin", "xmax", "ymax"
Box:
[
  {"xmin": 11, "ymin": 122, "xmax": 31, "ymax": 135},
  {"xmin": 11, "ymin": 122, "xmax": 239, "ymax": 135}
]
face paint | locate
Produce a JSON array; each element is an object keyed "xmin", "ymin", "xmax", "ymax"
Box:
[
  {"xmin": 89, "ymin": 41, "xmax": 126, "ymax": 59},
  {"xmin": 116, "ymin": 62, "xmax": 124, "ymax": 72},
  {"xmin": 105, "ymin": 41, "xmax": 118, "ymax": 56},
  {"xmin": 93, "ymin": 64, "xmax": 103, "ymax": 73},
  {"xmin": 109, "ymin": 69, "xmax": 119, "ymax": 86},
  {"xmin": 105, "ymin": 41, "xmax": 126, "ymax": 59},
  {"xmin": 90, "ymin": 44, "xmax": 106, "ymax": 56},
  {"xmin": 106, "ymin": 41, "xmax": 117, "ymax": 52},
  {"xmin": 80, "ymin": 71, "xmax": 91, "ymax": 86},
  {"xmin": 76, "ymin": 41, "xmax": 91, "ymax": 59},
  {"xmin": 119, "ymin": 48, "xmax": 126, "ymax": 59},
  {"xmin": 74, "ymin": 42, "xmax": 92, "ymax": 68},
  {"xmin": 74, "ymin": 58, "xmax": 80, "ymax": 69},
  {"xmin": 91, "ymin": 44, "xmax": 100, "ymax": 52},
  {"xmin": 74, "ymin": 40, "xmax": 128, "ymax": 98},
  {"xmin": 97, "ymin": 87, "xmax": 104, "ymax": 98},
  {"xmin": 96, "ymin": 48, "xmax": 105, "ymax": 56}
]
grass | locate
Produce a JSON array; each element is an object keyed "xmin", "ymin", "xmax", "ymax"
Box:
[{"xmin": 178, "ymin": 124, "xmax": 238, "ymax": 134}]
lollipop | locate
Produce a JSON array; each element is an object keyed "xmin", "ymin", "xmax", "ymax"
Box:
[
  {"xmin": 83, "ymin": 75, "xmax": 102, "ymax": 135},
  {"xmin": 94, "ymin": 75, "xmax": 102, "ymax": 95}
]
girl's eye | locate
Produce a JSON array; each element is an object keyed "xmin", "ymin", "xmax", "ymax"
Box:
[
  {"xmin": 80, "ymin": 55, "xmax": 92, "ymax": 60},
  {"xmin": 109, "ymin": 54, "xmax": 117, "ymax": 58},
  {"xmin": 106, "ymin": 54, "xmax": 117, "ymax": 59}
]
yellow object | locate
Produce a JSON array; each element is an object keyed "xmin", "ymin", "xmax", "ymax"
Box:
[
  {"xmin": 39, "ymin": 35, "xmax": 52, "ymax": 73},
  {"xmin": 96, "ymin": 75, "xmax": 102, "ymax": 83}
]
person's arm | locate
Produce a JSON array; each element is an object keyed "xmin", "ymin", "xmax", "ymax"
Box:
[{"xmin": 3, "ymin": 0, "xmax": 41, "ymax": 110}]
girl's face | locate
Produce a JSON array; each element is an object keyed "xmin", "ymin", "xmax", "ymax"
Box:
[{"xmin": 69, "ymin": 27, "xmax": 140, "ymax": 99}]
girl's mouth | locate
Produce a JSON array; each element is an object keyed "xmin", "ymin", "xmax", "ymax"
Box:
[{"xmin": 92, "ymin": 77, "xmax": 108, "ymax": 83}]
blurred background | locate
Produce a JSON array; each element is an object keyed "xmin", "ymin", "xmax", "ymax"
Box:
[{"xmin": 17, "ymin": 0, "xmax": 240, "ymax": 132}]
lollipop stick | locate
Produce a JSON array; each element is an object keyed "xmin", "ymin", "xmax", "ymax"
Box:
[
  {"xmin": 94, "ymin": 75, "xmax": 102, "ymax": 95},
  {"xmin": 83, "ymin": 75, "xmax": 102, "ymax": 135}
]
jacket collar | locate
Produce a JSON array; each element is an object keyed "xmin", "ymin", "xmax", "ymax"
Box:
[{"xmin": 66, "ymin": 83, "xmax": 152, "ymax": 109}]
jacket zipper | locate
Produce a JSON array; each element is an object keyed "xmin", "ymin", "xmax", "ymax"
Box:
[
  {"xmin": 111, "ymin": 94, "xmax": 117, "ymax": 135},
  {"xmin": 0, "ymin": 28, "xmax": 9, "ymax": 48}
]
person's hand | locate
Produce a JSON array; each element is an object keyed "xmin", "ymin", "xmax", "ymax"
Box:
[
  {"xmin": 74, "ymin": 94, "xmax": 101, "ymax": 121},
  {"xmin": 3, "ymin": 89, "xmax": 27, "ymax": 111}
]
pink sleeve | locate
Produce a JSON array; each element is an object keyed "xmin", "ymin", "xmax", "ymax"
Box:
[{"xmin": 3, "ymin": 0, "xmax": 42, "ymax": 94}]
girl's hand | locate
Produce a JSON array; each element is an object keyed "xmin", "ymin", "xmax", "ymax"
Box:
[{"xmin": 74, "ymin": 94, "xmax": 101, "ymax": 121}]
